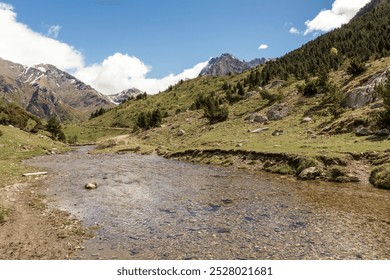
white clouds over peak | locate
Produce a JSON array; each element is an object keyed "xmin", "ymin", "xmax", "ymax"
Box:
[
  {"xmin": 74, "ymin": 53, "xmax": 208, "ymax": 95},
  {"xmin": 0, "ymin": 2, "xmax": 207, "ymax": 95},
  {"xmin": 304, "ymin": 0, "xmax": 371, "ymax": 35}
]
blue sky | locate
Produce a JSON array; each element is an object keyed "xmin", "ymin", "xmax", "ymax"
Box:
[{"xmin": 0, "ymin": 0, "xmax": 371, "ymax": 94}]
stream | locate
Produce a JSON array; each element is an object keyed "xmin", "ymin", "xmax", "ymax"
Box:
[{"xmin": 26, "ymin": 146, "xmax": 390, "ymax": 260}]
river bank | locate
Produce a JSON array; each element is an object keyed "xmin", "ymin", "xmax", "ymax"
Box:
[{"xmin": 0, "ymin": 180, "xmax": 91, "ymax": 259}]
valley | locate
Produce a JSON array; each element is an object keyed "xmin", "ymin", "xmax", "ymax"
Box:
[{"xmin": 0, "ymin": 0, "xmax": 389, "ymax": 260}]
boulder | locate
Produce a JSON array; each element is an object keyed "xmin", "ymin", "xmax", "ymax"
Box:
[
  {"xmin": 244, "ymin": 113, "xmax": 268, "ymax": 123},
  {"xmin": 355, "ymin": 126, "xmax": 373, "ymax": 136},
  {"xmin": 266, "ymin": 103, "xmax": 288, "ymax": 121},
  {"xmin": 298, "ymin": 167, "xmax": 322, "ymax": 180},
  {"xmin": 84, "ymin": 182, "xmax": 98, "ymax": 190}
]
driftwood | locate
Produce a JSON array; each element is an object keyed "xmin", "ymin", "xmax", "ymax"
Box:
[{"xmin": 22, "ymin": 172, "xmax": 48, "ymax": 177}]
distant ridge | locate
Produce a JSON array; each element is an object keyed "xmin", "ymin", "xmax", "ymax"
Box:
[
  {"xmin": 200, "ymin": 53, "xmax": 267, "ymax": 77},
  {"xmin": 0, "ymin": 58, "xmax": 113, "ymax": 121}
]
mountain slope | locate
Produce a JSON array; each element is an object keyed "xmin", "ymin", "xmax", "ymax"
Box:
[
  {"xmin": 0, "ymin": 58, "xmax": 114, "ymax": 121},
  {"xmin": 260, "ymin": 0, "xmax": 390, "ymax": 83}
]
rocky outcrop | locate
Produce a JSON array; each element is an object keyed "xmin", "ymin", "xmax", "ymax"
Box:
[
  {"xmin": 266, "ymin": 103, "xmax": 289, "ymax": 120},
  {"xmin": 344, "ymin": 68, "xmax": 389, "ymax": 108},
  {"xmin": 108, "ymin": 88, "xmax": 143, "ymax": 104},
  {"xmin": 200, "ymin": 53, "xmax": 267, "ymax": 77}
]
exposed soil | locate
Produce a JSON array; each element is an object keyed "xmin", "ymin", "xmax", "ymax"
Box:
[{"xmin": 0, "ymin": 179, "xmax": 90, "ymax": 260}]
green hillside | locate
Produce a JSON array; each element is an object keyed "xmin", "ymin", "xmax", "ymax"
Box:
[{"xmin": 59, "ymin": 2, "xmax": 390, "ymax": 189}]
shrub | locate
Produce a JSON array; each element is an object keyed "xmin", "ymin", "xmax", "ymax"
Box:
[
  {"xmin": 136, "ymin": 108, "xmax": 163, "ymax": 130},
  {"xmin": 0, "ymin": 129, "xmax": 3, "ymax": 137},
  {"xmin": 259, "ymin": 89, "xmax": 283, "ymax": 104},
  {"xmin": 347, "ymin": 58, "xmax": 367, "ymax": 76}
]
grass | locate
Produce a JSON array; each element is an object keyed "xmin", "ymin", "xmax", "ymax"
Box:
[
  {"xmin": 0, "ymin": 125, "xmax": 68, "ymax": 188},
  {"xmin": 0, "ymin": 207, "xmax": 9, "ymax": 224}
]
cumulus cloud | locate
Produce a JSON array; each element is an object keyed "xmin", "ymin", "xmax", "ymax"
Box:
[
  {"xmin": 0, "ymin": 2, "xmax": 208, "ymax": 95},
  {"xmin": 47, "ymin": 25, "xmax": 61, "ymax": 38},
  {"xmin": 289, "ymin": 27, "xmax": 300, "ymax": 34},
  {"xmin": 304, "ymin": 0, "xmax": 371, "ymax": 35},
  {"xmin": 0, "ymin": 3, "xmax": 83, "ymax": 70},
  {"xmin": 258, "ymin": 44, "xmax": 268, "ymax": 50},
  {"xmin": 74, "ymin": 53, "xmax": 208, "ymax": 94}
]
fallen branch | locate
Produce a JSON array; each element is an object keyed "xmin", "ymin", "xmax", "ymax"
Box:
[{"xmin": 22, "ymin": 172, "xmax": 48, "ymax": 177}]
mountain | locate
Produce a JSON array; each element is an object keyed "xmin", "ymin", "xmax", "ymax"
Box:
[
  {"xmin": 354, "ymin": 0, "xmax": 389, "ymax": 18},
  {"xmin": 0, "ymin": 58, "xmax": 114, "ymax": 121},
  {"xmin": 108, "ymin": 88, "xmax": 143, "ymax": 104},
  {"xmin": 199, "ymin": 53, "xmax": 267, "ymax": 76}
]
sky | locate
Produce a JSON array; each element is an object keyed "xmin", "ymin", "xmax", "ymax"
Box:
[{"xmin": 0, "ymin": 0, "xmax": 371, "ymax": 95}]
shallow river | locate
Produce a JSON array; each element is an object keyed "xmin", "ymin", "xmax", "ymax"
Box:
[{"xmin": 26, "ymin": 146, "xmax": 390, "ymax": 260}]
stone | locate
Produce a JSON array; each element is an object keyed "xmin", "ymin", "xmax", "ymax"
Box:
[
  {"xmin": 177, "ymin": 129, "xmax": 186, "ymax": 136},
  {"xmin": 266, "ymin": 103, "xmax": 289, "ymax": 120},
  {"xmin": 272, "ymin": 129, "xmax": 284, "ymax": 136},
  {"xmin": 298, "ymin": 167, "xmax": 322, "ymax": 180},
  {"xmin": 244, "ymin": 113, "xmax": 268, "ymax": 123},
  {"xmin": 355, "ymin": 126, "xmax": 373, "ymax": 136},
  {"xmin": 301, "ymin": 117, "xmax": 313, "ymax": 123},
  {"xmin": 84, "ymin": 182, "xmax": 98, "ymax": 189}
]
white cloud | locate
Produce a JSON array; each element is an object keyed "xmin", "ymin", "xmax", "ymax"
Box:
[
  {"xmin": 74, "ymin": 53, "xmax": 208, "ymax": 95},
  {"xmin": 0, "ymin": 2, "xmax": 208, "ymax": 95},
  {"xmin": 0, "ymin": 3, "xmax": 83, "ymax": 70},
  {"xmin": 304, "ymin": 0, "xmax": 371, "ymax": 35},
  {"xmin": 47, "ymin": 25, "xmax": 61, "ymax": 38},
  {"xmin": 258, "ymin": 44, "xmax": 268, "ymax": 50},
  {"xmin": 289, "ymin": 27, "xmax": 300, "ymax": 34}
]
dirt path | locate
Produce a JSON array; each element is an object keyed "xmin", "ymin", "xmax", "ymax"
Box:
[{"xmin": 0, "ymin": 179, "xmax": 90, "ymax": 260}]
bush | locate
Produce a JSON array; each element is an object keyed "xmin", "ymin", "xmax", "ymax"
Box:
[
  {"xmin": 0, "ymin": 129, "xmax": 3, "ymax": 137},
  {"xmin": 369, "ymin": 164, "xmax": 390, "ymax": 189},
  {"xmin": 347, "ymin": 59, "xmax": 367, "ymax": 76},
  {"xmin": 259, "ymin": 89, "xmax": 283, "ymax": 104},
  {"xmin": 136, "ymin": 108, "xmax": 162, "ymax": 130}
]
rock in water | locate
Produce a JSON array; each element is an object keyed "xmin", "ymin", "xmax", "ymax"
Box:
[{"xmin": 85, "ymin": 182, "xmax": 98, "ymax": 189}]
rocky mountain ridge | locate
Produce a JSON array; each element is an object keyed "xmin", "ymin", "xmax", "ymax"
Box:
[
  {"xmin": 108, "ymin": 88, "xmax": 143, "ymax": 104},
  {"xmin": 0, "ymin": 58, "xmax": 113, "ymax": 121},
  {"xmin": 200, "ymin": 53, "xmax": 267, "ymax": 76}
]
